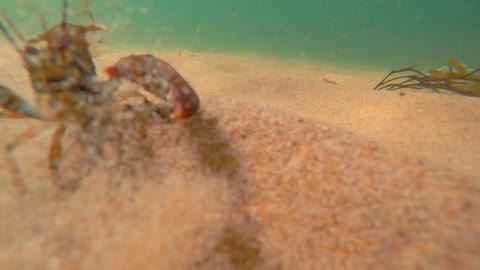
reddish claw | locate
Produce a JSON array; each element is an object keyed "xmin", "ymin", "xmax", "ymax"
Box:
[{"xmin": 105, "ymin": 54, "xmax": 200, "ymax": 119}]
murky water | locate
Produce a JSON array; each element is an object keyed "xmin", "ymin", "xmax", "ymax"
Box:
[{"xmin": 1, "ymin": 0, "xmax": 479, "ymax": 70}]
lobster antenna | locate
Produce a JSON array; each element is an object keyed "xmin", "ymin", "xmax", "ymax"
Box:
[
  {"xmin": 62, "ymin": 0, "xmax": 68, "ymax": 25},
  {"xmin": 0, "ymin": 21, "xmax": 37, "ymax": 67},
  {"xmin": 0, "ymin": 12, "xmax": 25, "ymax": 41},
  {"xmin": 24, "ymin": 3, "xmax": 48, "ymax": 32},
  {"xmin": 0, "ymin": 21, "xmax": 27, "ymax": 58}
]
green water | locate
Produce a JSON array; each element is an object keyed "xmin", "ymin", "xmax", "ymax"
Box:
[{"xmin": 1, "ymin": 0, "xmax": 479, "ymax": 70}]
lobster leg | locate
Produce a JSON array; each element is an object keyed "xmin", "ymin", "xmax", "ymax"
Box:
[
  {"xmin": 3, "ymin": 127, "xmax": 51, "ymax": 196},
  {"xmin": 4, "ymin": 129, "xmax": 35, "ymax": 195},
  {"xmin": 1, "ymin": 85, "xmax": 48, "ymax": 196},
  {"xmin": 0, "ymin": 85, "xmax": 41, "ymax": 119},
  {"xmin": 49, "ymin": 123, "xmax": 72, "ymax": 191},
  {"xmin": 49, "ymin": 123, "xmax": 66, "ymax": 173}
]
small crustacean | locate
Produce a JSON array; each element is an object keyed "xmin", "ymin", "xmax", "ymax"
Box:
[
  {"xmin": 0, "ymin": 0, "xmax": 200, "ymax": 196},
  {"xmin": 0, "ymin": 0, "xmax": 109, "ymax": 194}
]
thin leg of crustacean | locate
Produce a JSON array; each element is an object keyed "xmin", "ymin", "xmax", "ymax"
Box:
[
  {"xmin": 3, "ymin": 125, "xmax": 54, "ymax": 196},
  {"xmin": 0, "ymin": 85, "xmax": 46, "ymax": 196},
  {"xmin": 48, "ymin": 123, "xmax": 75, "ymax": 191},
  {"xmin": 49, "ymin": 124, "xmax": 66, "ymax": 174},
  {"xmin": 4, "ymin": 129, "xmax": 38, "ymax": 195}
]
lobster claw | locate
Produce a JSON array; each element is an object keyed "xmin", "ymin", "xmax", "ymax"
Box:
[
  {"xmin": 104, "ymin": 54, "xmax": 200, "ymax": 119},
  {"xmin": 166, "ymin": 75, "xmax": 200, "ymax": 119}
]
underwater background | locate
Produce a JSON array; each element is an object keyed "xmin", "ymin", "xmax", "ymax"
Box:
[{"xmin": 1, "ymin": 0, "xmax": 479, "ymax": 70}]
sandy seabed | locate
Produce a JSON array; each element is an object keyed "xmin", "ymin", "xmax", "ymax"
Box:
[{"xmin": 0, "ymin": 45, "xmax": 479, "ymax": 269}]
